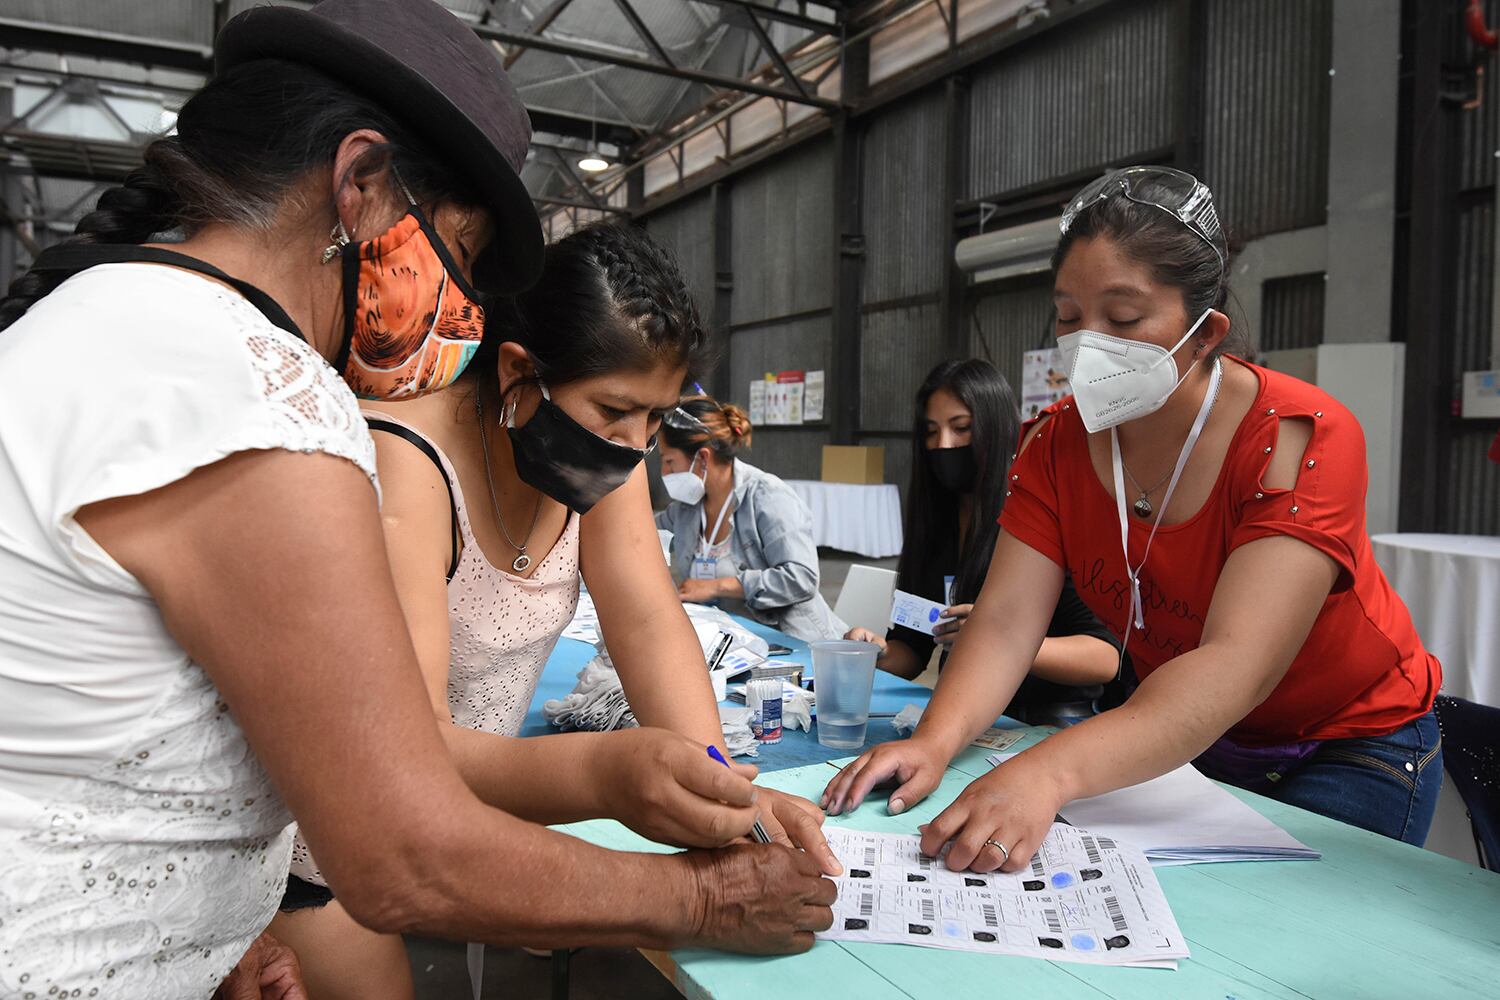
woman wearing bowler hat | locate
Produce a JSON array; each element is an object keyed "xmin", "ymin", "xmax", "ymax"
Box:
[{"xmin": 0, "ymin": 2, "xmax": 835, "ymax": 997}]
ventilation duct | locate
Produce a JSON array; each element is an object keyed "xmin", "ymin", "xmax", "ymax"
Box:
[{"xmin": 954, "ymin": 216, "xmax": 1061, "ymax": 283}]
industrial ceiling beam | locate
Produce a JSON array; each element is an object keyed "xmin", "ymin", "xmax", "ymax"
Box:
[
  {"xmin": 690, "ymin": 0, "xmax": 840, "ymax": 36},
  {"xmin": 611, "ymin": 0, "xmax": 677, "ymax": 69},
  {"xmin": 0, "ymin": 17, "xmax": 212, "ymax": 73},
  {"xmin": 503, "ymin": 0, "xmax": 576, "ymax": 71},
  {"xmin": 735, "ymin": 8, "xmax": 812, "ymax": 101},
  {"xmin": 533, "ymin": 195, "xmax": 627, "ymax": 214},
  {"xmin": 471, "ymin": 21, "xmax": 839, "ymax": 109},
  {"xmin": 528, "ymin": 108, "xmax": 638, "ymax": 146}
]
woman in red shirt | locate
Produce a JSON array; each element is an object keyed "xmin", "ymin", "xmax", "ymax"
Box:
[{"xmin": 823, "ymin": 166, "xmax": 1443, "ymax": 870}]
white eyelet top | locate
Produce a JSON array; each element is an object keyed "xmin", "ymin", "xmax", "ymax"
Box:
[{"xmin": 0, "ymin": 264, "xmax": 378, "ymax": 999}]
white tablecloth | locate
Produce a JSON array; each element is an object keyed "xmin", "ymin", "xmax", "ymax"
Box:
[
  {"xmin": 1372, "ymin": 533, "xmax": 1500, "ymax": 708},
  {"xmin": 786, "ymin": 480, "xmax": 903, "ymax": 558}
]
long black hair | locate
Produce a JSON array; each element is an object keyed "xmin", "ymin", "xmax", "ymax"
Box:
[
  {"xmin": 0, "ymin": 59, "xmax": 475, "ymax": 331},
  {"xmin": 479, "ymin": 222, "xmax": 714, "ymax": 393},
  {"xmin": 898, "ymin": 359, "xmax": 1020, "ymax": 606}
]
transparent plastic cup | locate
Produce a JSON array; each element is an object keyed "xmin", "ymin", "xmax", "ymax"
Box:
[{"xmin": 811, "ymin": 640, "xmax": 881, "ymax": 749}]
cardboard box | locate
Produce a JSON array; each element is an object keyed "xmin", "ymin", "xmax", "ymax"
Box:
[{"xmin": 821, "ymin": 445, "xmax": 885, "ymax": 484}]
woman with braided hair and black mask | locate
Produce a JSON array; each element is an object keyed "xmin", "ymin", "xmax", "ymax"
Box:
[
  {"xmin": 0, "ymin": 2, "xmax": 837, "ymax": 998},
  {"xmin": 272, "ymin": 222, "xmax": 840, "ymax": 999}
]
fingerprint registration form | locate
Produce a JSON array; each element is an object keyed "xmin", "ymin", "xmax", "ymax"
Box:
[{"xmin": 818, "ymin": 825, "xmax": 1190, "ymax": 969}]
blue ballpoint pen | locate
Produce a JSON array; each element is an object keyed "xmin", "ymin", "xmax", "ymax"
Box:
[{"xmin": 706, "ymin": 745, "xmax": 772, "ymax": 844}]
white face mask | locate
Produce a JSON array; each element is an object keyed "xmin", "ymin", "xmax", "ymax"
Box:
[
  {"xmin": 1057, "ymin": 309, "xmax": 1213, "ymax": 433},
  {"xmin": 662, "ymin": 455, "xmax": 707, "ymax": 505}
]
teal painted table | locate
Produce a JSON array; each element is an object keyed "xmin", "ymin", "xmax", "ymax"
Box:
[{"xmin": 556, "ymin": 728, "xmax": 1500, "ymax": 999}]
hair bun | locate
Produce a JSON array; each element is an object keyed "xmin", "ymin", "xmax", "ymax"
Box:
[{"xmin": 719, "ymin": 403, "xmax": 753, "ymax": 449}]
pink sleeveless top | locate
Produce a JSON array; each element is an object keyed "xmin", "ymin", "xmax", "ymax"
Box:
[
  {"xmin": 290, "ymin": 413, "xmax": 579, "ymax": 885},
  {"xmin": 372, "ymin": 411, "xmax": 582, "ymax": 733}
]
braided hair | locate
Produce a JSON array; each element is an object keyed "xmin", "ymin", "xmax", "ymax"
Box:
[
  {"xmin": 0, "ymin": 58, "xmax": 475, "ymax": 332},
  {"xmin": 479, "ymin": 221, "xmax": 714, "ymax": 389}
]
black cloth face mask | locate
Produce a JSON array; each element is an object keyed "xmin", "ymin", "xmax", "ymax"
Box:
[
  {"xmin": 507, "ymin": 382, "xmax": 653, "ymax": 514},
  {"xmin": 927, "ymin": 444, "xmax": 978, "ymax": 494}
]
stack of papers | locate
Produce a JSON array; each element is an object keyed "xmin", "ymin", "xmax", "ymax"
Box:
[
  {"xmin": 987, "ymin": 753, "xmax": 1319, "ymax": 866},
  {"xmin": 820, "ymin": 825, "xmax": 1189, "ymax": 969}
]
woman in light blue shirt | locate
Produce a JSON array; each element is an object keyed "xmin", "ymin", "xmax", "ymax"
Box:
[{"xmin": 657, "ymin": 396, "xmax": 847, "ymax": 642}]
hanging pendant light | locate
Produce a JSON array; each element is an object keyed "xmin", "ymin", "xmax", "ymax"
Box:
[{"xmin": 577, "ymin": 87, "xmax": 610, "ymax": 173}]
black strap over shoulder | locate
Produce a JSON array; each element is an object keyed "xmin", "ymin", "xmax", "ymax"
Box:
[
  {"xmin": 366, "ymin": 418, "xmax": 461, "ymax": 584},
  {"xmin": 28, "ymin": 243, "xmax": 306, "ymax": 342}
]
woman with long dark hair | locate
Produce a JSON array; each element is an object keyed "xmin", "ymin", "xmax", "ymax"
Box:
[
  {"xmin": 825, "ymin": 166, "xmax": 1443, "ymax": 871},
  {"xmin": 845, "ymin": 360, "xmax": 1119, "ymax": 726}
]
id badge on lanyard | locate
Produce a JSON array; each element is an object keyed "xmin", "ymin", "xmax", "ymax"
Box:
[{"xmin": 694, "ymin": 493, "xmax": 734, "ymax": 582}]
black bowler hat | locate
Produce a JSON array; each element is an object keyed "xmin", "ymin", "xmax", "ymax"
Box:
[{"xmin": 215, "ymin": 0, "xmax": 543, "ymax": 295}]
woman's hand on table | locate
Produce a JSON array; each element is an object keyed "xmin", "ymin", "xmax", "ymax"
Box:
[
  {"xmin": 594, "ymin": 729, "xmax": 763, "ymax": 848},
  {"xmin": 819, "ymin": 736, "xmax": 948, "ymax": 818},
  {"xmin": 918, "ymin": 753, "xmax": 1065, "ymax": 874},
  {"xmin": 932, "ymin": 604, "xmax": 973, "ymax": 649},
  {"xmin": 754, "ymin": 786, "xmax": 843, "ymax": 875},
  {"xmin": 682, "ymin": 843, "xmax": 836, "ymax": 954}
]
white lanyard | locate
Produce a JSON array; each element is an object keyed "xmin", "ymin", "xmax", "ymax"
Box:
[
  {"xmin": 1109, "ymin": 358, "xmax": 1222, "ymax": 634},
  {"xmin": 699, "ymin": 489, "xmax": 734, "ymax": 559}
]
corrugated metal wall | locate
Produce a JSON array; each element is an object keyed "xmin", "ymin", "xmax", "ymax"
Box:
[
  {"xmin": 968, "ymin": 280, "xmax": 1055, "ymax": 395},
  {"xmin": 1449, "ymin": 0, "xmax": 1499, "ymax": 536},
  {"xmin": 1202, "ymin": 0, "xmax": 1333, "ymax": 240},
  {"xmin": 730, "ymin": 140, "xmax": 834, "ymax": 326},
  {"xmin": 963, "ymin": 0, "xmax": 1178, "ymax": 201},
  {"xmin": 1261, "ymin": 273, "xmax": 1327, "ymax": 351},
  {"xmin": 860, "ymin": 303, "xmax": 947, "ymax": 432},
  {"xmin": 862, "ymin": 90, "xmax": 948, "ymax": 303},
  {"xmin": 642, "ymin": 191, "xmax": 716, "ymax": 328}
]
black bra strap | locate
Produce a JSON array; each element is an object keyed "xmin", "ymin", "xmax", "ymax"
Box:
[
  {"xmin": 366, "ymin": 418, "xmax": 461, "ymax": 584},
  {"xmin": 29, "ymin": 243, "xmax": 306, "ymax": 343}
]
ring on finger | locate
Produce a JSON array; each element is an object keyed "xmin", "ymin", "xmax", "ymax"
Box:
[{"xmin": 984, "ymin": 838, "xmax": 1010, "ymax": 863}]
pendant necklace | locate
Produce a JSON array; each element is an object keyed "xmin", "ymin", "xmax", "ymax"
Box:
[
  {"xmin": 476, "ymin": 394, "xmax": 543, "ymax": 573},
  {"xmin": 1120, "ymin": 373, "xmax": 1220, "ymax": 519}
]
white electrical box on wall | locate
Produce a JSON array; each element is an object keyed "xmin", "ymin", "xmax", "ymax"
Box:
[{"xmin": 1461, "ymin": 370, "xmax": 1500, "ymax": 418}]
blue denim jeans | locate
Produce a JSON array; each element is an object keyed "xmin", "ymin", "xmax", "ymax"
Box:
[{"xmin": 1262, "ymin": 710, "xmax": 1443, "ymax": 846}]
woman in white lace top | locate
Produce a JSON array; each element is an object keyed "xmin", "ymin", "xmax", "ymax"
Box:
[
  {"xmin": 0, "ymin": 2, "xmax": 835, "ymax": 998},
  {"xmin": 271, "ymin": 223, "xmax": 840, "ymax": 998}
]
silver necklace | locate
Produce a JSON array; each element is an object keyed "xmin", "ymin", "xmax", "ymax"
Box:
[
  {"xmin": 475, "ymin": 394, "xmax": 543, "ymax": 573},
  {"xmin": 1120, "ymin": 370, "xmax": 1220, "ymax": 519}
]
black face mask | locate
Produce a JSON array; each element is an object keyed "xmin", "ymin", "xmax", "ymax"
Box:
[
  {"xmin": 927, "ymin": 445, "xmax": 978, "ymax": 494},
  {"xmin": 507, "ymin": 383, "xmax": 653, "ymax": 514}
]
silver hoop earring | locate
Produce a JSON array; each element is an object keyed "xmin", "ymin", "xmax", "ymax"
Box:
[
  {"xmin": 320, "ymin": 222, "xmax": 351, "ymax": 265},
  {"xmin": 501, "ymin": 395, "xmax": 518, "ymax": 427}
]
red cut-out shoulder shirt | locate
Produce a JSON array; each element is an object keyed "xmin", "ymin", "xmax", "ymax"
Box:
[{"xmin": 999, "ymin": 361, "xmax": 1440, "ymax": 745}]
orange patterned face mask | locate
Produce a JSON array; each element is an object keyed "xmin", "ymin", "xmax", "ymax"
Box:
[{"xmin": 338, "ymin": 206, "xmax": 485, "ymax": 400}]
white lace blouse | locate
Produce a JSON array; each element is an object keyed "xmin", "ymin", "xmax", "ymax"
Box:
[{"xmin": 0, "ymin": 264, "xmax": 378, "ymax": 999}]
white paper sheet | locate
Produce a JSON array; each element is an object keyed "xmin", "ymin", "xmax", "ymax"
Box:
[
  {"xmin": 986, "ymin": 754, "xmax": 1319, "ymax": 866},
  {"xmin": 819, "ymin": 826, "xmax": 1189, "ymax": 969},
  {"xmin": 804, "ymin": 370, "xmax": 825, "ymax": 422},
  {"xmin": 748, "ymin": 381, "xmax": 767, "ymax": 425}
]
